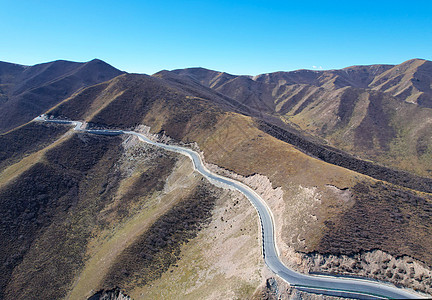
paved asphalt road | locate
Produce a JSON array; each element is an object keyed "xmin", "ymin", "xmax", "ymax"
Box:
[{"xmin": 36, "ymin": 117, "xmax": 424, "ymax": 299}]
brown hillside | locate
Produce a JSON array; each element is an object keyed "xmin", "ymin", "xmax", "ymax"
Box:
[
  {"xmin": 0, "ymin": 122, "xmax": 69, "ymax": 172},
  {"xmin": 161, "ymin": 59, "xmax": 432, "ymax": 178},
  {"xmin": 45, "ymin": 70, "xmax": 432, "ymax": 270},
  {"xmin": 3, "ymin": 59, "xmax": 432, "ymax": 296},
  {"xmin": 0, "ymin": 59, "xmax": 123, "ymax": 133},
  {"xmin": 0, "ymin": 132, "xmax": 123, "ymax": 299},
  {"xmin": 370, "ymin": 59, "xmax": 432, "ymax": 106}
]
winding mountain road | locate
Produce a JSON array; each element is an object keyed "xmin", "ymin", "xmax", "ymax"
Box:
[{"xmin": 36, "ymin": 116, "xmax": 424, "ymax": 299}]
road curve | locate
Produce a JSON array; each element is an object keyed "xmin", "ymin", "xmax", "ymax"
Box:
[{"xmin": 36, "ymin": 117, "xmax": 424, "ymax": 299}]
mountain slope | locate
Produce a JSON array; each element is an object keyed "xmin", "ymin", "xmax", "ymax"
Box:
[
  {"xmin": 44, "ymin": 72, "xmax": 432, "ymax": 295},
  {"xmin": 159, "ymin": 59, "xmax": 432, "ymax": 178},
  {"xmin": 0, "ymin": 121, "xmax": 265, "ymax": 299},
  {"xmin": 1, "ymin": 59, "xmax": 432, "ymax": 297},
  {"xmin": 0, "ymin": 59, "xmax": 123, "ymax": 133},
  {"xmin": 165, "ymin": 59, "xmax": 432, "ymax": 104},
  {"xmin": 370, "ymin": 59, "xmax": 432, "ymax": 106}
]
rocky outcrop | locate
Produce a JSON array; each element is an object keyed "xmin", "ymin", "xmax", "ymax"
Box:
[
  {"xmin": 303, "ymin": 250, "xmax": 432, "ymax": 295},
  {"xmin": 256, "ymin": 277, "xmax": 345, "ymax": 300}
]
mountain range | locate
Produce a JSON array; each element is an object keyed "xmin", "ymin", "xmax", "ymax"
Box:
[
  {"xmin": 0, "ymin": 58, "xmax": 431, "ymax": 299},
  {"xmin": 0, "ymin": 59, "xmax": 123, "ymax": 133},
  {"xmin": 158, "ymin": 59, "xmax": 432, "ymax": 178}
]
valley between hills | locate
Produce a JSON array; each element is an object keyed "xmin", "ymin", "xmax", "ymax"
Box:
[{"xmin": 0, "ymin": 59, "xmax": 431, "ymax": 299}]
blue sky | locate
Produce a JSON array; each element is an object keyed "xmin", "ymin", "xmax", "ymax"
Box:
[{"xmin": 1, "ymin": 0, "xmax": 431, "ymax": 75}]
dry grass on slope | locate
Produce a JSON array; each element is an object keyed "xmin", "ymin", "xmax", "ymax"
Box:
[
  {"xmin": 174, "ymin": 112, "xmax": 432, "ymax": 272},
  {"xmin": 281, "ymin": 87, "xmax": 432, "ymax": 179},
  {"xmin": 0, "ymin": 122, "xmax": 69, "ymax": 172},
  {"xmin": 72, "ymin": 142, "xmax": 265, "ymax": 300},
  {"xmin": 39, "ymin": 72, "xmax": 432, "ymax": 293},
  {"xmin": 0, "ymin": 133, "xmax": 124, "ymax": 300},
  {"xmin": 68, "ymin": 154, "xmax": 196, "ymax": 299},
  {"xmin": 317, "ymin": 181, "xmax": 432, "ymax": 267},
  {"xmin": 134, "ymin": 182, "xmax": 265, "ymax": 300},
  {"xmin": 101, "ymin": 183, "xmax": 218, "ymax": 291},
  {"xmin": 172, "ymin": 112, "xmax": 360, "ymax": 253}
]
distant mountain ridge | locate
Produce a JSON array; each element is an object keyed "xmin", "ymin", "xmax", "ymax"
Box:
[
  {"xmin": 166, "ymin": 59, "xmax": 432, "ymax": 102},
  {"xmin": 158, "ymin": 58, "xmax": 432, "ymax": 178},
  {"xmin": 0, "ymin": 59, "xmax": 124, "ymax": 133},
  {"xmin": 163, "ymin": 58, "xmax": 432, "ymax": 106}
]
